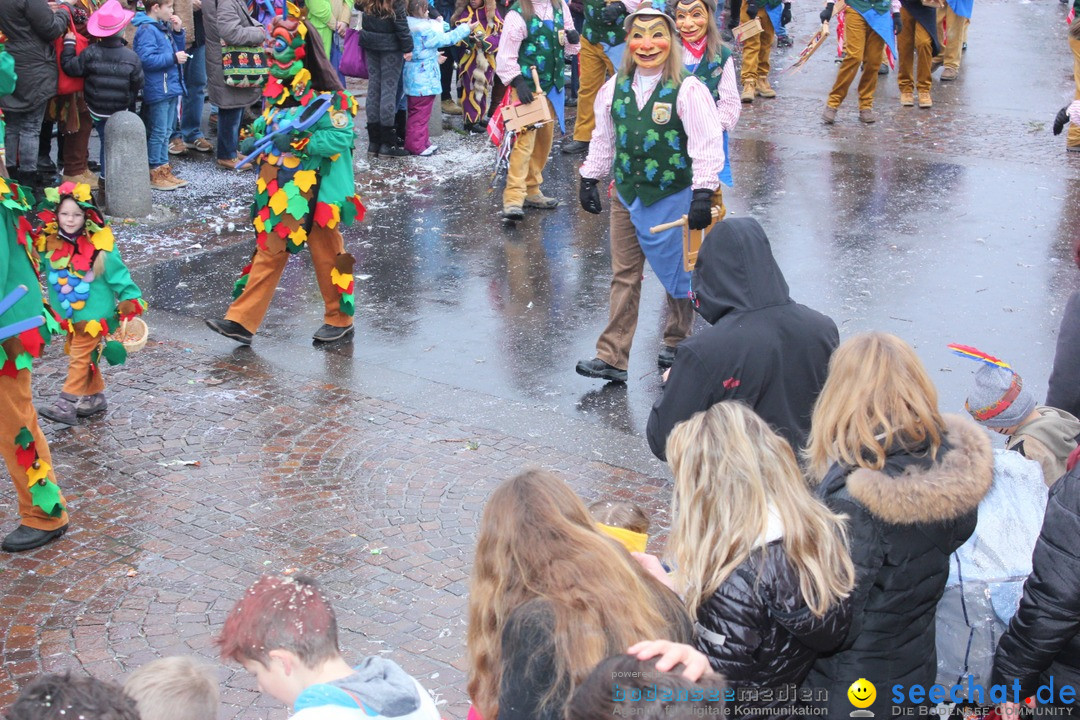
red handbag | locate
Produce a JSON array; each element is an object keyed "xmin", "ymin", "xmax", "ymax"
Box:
[{"xmin": 55, "ymin": 16, "xmax": 86, "ymax": 95}]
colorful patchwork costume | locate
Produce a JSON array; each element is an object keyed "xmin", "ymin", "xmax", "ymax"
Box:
[
  {"xmin": 211, "ymin": 10, "xmax": 365, "ymax": 344},
  {"xmin": 454, "ymin": 0, "xmax": 504, "ymax": 130}
]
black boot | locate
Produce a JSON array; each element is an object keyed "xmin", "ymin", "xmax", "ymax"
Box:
[
  {"xmin": 367, "ymin": 123, "xmax": 379, "ymax": 155},
  {"xmin": 394, "ymin": 110, "xmax": 407, "ymax": 144},
  {"xmin": 377, "ymin": 125, "xmax": 408, "ymax": 158}
]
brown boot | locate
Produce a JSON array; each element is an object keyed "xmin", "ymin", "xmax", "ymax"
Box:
[
  {"xmin": 163, "ymin": 164, "xmax": 189, "ymax": 188},
  {"xmin": 149, "ymin": 165, "xmax": 178, "ymax": 191},
  {"xmin": 756, "ymin": 78, "xmax": 777, "ymax": 98},
  {"xmin": 741, "ymin": 80, "xmax": 756, "ymax": 103}
]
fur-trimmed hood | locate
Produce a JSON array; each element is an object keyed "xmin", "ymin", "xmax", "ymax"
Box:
[{"xmin": 840, "ymin": 414, "xmax": 993, "ymax": 525}]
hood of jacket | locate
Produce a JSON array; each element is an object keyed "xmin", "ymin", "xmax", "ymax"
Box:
[
  {"xmin": 291, "ymin": 657, "xmax": 427, "ymax": 716},
  {"xmin": 843, "ymin": 414, "xmax": 993, "ymax": 526},
  {"xmin": 1011, "ymin": 406, "xmax": 1080, "ymax": 458},
  {"xmin": 690, "ymin": 216, "xmax": 791, "ymax": 325}
]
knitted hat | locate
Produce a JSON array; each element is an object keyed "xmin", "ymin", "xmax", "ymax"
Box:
[{"xmin": 948, "ymin": 344, "xmax": 1040, "ymax": 429}]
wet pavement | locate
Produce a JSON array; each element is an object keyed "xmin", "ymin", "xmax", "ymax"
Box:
[{"xmin": 4, "ymin": 0, "xmax": 1080, "ymax": 715}]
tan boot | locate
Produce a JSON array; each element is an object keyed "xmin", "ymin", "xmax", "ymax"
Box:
[
  {"xmin": 917, "ymin": 92, "xmax": 932, "ymax": 109},
  {"xmin": 149, "ymin": 165, "xmax": 178, "ymax": 191},
  {"xmin": 756, "ymin": 78, "xmax": 777, "ymax": 98},
  {"xmin": 741, "ymin": 80, "xmax": 755, "ymax": 103},
  {"xmin": 163, "ymin": 164, "xmax": 189, "ymax": 188},
  {"xmin": 899, "ymin": 91, "xmax": 914, "ymax": 106}
]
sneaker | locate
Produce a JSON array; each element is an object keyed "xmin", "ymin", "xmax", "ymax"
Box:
[
  {"xmin": 524, "ymin": 193, "xmax": 559, "ymax": 209},
  {"xmin": 940, "ymin": 66, "xmax": 958, "ymax": 81},
  {"xmin": 169, "ymin": 137, "xmax": 187, "ymax": 155},
  {"xmin": 776, "ymin": 34, "xmax": 794, "ymax": 47},
  {"xmin": 149, "ymin": 165, "xmax": 179, "ymax": 191},
  {"xmin": 312, "ymin": 324, "xmax": 354, "ymax": 343},
  {"xmin": 75, "ymin": 392, "xmax": 107, "ymax": 417},
  {"xmin": 1, "ymin": 523, "xmax": 68, "ymax": 553},
  {"xmin": 899, "ymin": 91, "xmax": 914, "ymax": 106},
  {"xmin": 163, "ymin": 164, "xmax": 189, "ymax": 187},
  {"xmin": 205, "ymin": 317, "xmax": 253, "ymax": 345},
  {"xmin": 502, "ymin": 204, "xmax": 524, "ymax": 220},
  {"xmin": 419, "ymin": 144, "xmax": 438, "ymax": 156},
  {"xmin": 918, "ymin": 93, "xmax": 932, "ymax": 109},
  {"xmin": 186, "ymin": 137, "xmax": 213, "ymax": 152},
  {"xmin": 38, "ymin": 392, "xmax": 78, "ymax": 425},
  {"xmin": 441, "ymin": 99, "xmax": 463, "ymax": 116},
  {"xmin": 741, "ymin": 81, "xmax": 755, "ymax": 103},
  {"xmin": 1068, "ymin": 145, "xmax": 1080, "ymax": 153},
  {"xmin": 562, "ymin": 139, "xmax": 590, "ymax": 154},
  {"xmin": 216, "ymin": 157, "xmax": 241, "ymax": 170},
  {"xmin": 658, "ymin": 345, "xmax": 677, "ymax": 369},
  {"xmin": 575, "ymin": 357, "xmax": 628, "ymax": 382},
  {"xmin": 822, "ymin": 105, "xmax": 838, "ymax": 124},
  {"xmin": 756, "ymin": 79, "xmax": 777, "ymax": 98},
  {"xmin": 859, "ymin": 108, "xmax": 877, "ymax": 123}
]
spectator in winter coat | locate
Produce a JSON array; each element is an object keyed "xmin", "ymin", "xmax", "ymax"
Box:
[
  {"xmin": 991, "ymin": 461, "xmax": 1080, "ymax": 711},
  {"xmin": 60, "ymin": 0, "xmax": 143, "ymax": 180},
  {"xmin": 802, "ymin": 332, "xmax": 993, "ymax": 717},
  {"xmin": 0, "ymin": 0, "xmax": 77, "ymax": 186},
  {"xmin": 133, "ymin": 0, "xmax": 189, "ymax": 190},
  {"xmin": 637, "ymin": 402, "xmax": 854, "ymax": 716},
  {"xmin": 355, "ymin": 0, "xmax": 414, "ymax": 156},
  {"xmin": 646, "ymin": 217, "xmax": 838, "ymax": 460}
]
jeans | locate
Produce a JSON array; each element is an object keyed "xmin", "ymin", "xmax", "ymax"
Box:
[
  {"xmin": 173, "ymin": 43, "xmax": 208, "ymax": 142},
  {"xmin": 146, "ymin": 97, "xmax": 179, "ymax": 167},
  {"xmin": 216, "ymin": 105, "xmax": 244, "ymax": 159},
  {"xmin": 364, "ymin": 49, "xmax": 406, "ymax": 126},
  {"xmin": 93, "ymin": 118, "xmax": 107, "ymax": 179},
  {"xmin": 4, "ymin": 103, "xmax": 48, "ymax": 172}
]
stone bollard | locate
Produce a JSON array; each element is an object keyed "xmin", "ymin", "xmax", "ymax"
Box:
[
  {"xmin": 103, "ymin": 111, "xmax": 152, "ymax": 218},
  {"xmin": 428, "ymin": 96, "xmax": 443, "ymax": 138}
]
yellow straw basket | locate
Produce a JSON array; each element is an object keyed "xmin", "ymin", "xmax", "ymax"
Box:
[{"xmin": 109, "ymin": 316, "xmax": 149, "ymax": 353}]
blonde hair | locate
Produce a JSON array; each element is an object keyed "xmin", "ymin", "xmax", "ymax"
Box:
[
  {"xmin": 123, "ymin": 657, "xmax": 219, "ymax": 720},
  {"xmin": 804, "ymin": 332, "xmax": 946, "ymax": 481},
  {"xmin": 467, "ymin": 470, "xmax": 682, "ymax": 720},
  {"xmin": 666, "ymin": 402, "xmax": 855, "ymax": 618},
  {"xmin": 619, "ymin": 16, "xmax": 687, "ymax": 85},
  {"xmin": 588, "ymin": 500, "xmax": 650, "ymax": 534}
]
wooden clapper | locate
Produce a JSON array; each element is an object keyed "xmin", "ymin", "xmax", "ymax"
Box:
[
  {"xmin": 500, "ymin": 67, "xmax": 553, "ymax": 132},
  {"xmin": 649, "ymin": 206, "xmax": 724, "ymax": 272}
]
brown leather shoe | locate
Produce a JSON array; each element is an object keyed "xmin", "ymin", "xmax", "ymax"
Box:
[
  {"xmin": 918, "ymin": 93, "xmax": 932, "ymax": 109},
  {"xmin": 149, "ymin": 165, "xmax": 178, "ymax": 191},
  {"xmin": 740, "ymin": 80, "xmax": 755, "ymax": 103},
  {"xmin": 756, "ymin": 78, "xmax": 777, "ymax": 98},
  {"xmin": 162, "ymin": 164, "xmax": 189, "ymax": 187},
  {"xmin": 168, "ymin": 137, "xmax": 187, "ymax": 155},
  {"xmin": 939, "ymin": 66, "xmax": 958, "ymax": 81},
  {"xmin": 858, "ymin": 108, "xmax": 877, "ymax": 123},
  {"xmin": 822, "ymin": 105, "xmax": 838, "ymax": 124},
  {"xmin": 900, "ymin": 91, "xmax": 915, "ymax": 106},
  {"xmin": 216, "ymin": 157, "xmax": 240, "ymax": 170}
]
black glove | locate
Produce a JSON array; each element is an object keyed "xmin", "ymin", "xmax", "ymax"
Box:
[
  {"xmin": 728, "ymin": 0, "xmax": 741, "ymax": 27},
  {"xmin": 892, "ymin": 11, "xmax": 901, "ymax": 34},
  {"xmin": 272, "ymin": 133, "xmax": 294, "ymax": 153},
  {"xmin": 819, "ymin": 1, "xmax": 833, "ymax": 22},
  {"xmin": 745, "ymin": 1, "xmax": 757, "ymax": 17},
  {"xmin": 511, "ymin": 74, "xmax": 535, "ymax": 104},
  {"xmin": 580, "ymin": 177, "xmax": 602, "ymax": 214},
  {"xmin": 601, "ymin": 0, "xmax": 626, "ymax": 23},
  {"xmin": 687, "ymin": 189, "xmax": 714, "ymax": 231},
  {"xmin": 1054, "ymin": 106, "xmax": 1070, "ymax": 136},
  {"xmin": 565, "ymin": 28, "xmax": 580, "ymax": 43},
  {"xmin": 781, "ymin": 1, "xmax": 791, "ymax": 24}
]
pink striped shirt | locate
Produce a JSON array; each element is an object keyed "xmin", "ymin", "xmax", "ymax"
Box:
[
  {"xmin": 580, "ymin": 71, "xmax": 724, "ymax": 191},
  {"xmin": 495, "ymin": 0, "xmax": 580, "ymax": 84},
  {"xmin": 682, "ymin": 53, "xmax": 741, "ymax": 132}
]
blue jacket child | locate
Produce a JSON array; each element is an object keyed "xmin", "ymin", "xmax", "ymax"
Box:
[
  {"xmin": 132, "ymin": 7, "xmax": 186, "ymax": 104},
  {"xmin": 402, "ymin": 17, "xmax": 471, "ymax": 97}
]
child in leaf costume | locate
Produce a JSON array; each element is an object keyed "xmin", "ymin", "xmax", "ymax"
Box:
[
  {"xmin": 33, "ymin": 182, "xmax": 146, "ymax": 426},
  {"xmin": 206, "ymin": 9, "xmax": 365, "ymax": 346}
]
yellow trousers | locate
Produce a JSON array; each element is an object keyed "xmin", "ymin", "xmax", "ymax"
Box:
[
  {"xmin": 1, "ymin": 370, "xmax": 69, "ymax": 531},
  {"xmin": 897, "ymin": 6, "xmax": 933, "ymax": 95},
  {"xmin": 828, "ymin": 6, "xmax": 886, "ymax": 110},
  {"xmin": 572, "ymin": 38, "xmax": 615, "ymax": 142},
  {"xmin": 226, "ymin": 224, "xmax": 352, "ymax": 333},
  {"xmin": 934, "ymin": 4, "xmax": 968, "ymax": 70},
  {"xmin": 62, "ymin": 327, "xmax": 106, "ymax": 396},
  {"xmin": 503, "ymin": 97, "xmax": 555, "ymax": 207},
  {"xmin": 740, "ymin": 4, "xmax": 776, "ymax": 85},
  {"xmin": 1071, "ymin": 37, "xmax": 1080, "ymax": 149}
]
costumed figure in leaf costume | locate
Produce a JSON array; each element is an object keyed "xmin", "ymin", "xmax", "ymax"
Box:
[
  {"xmin": 575, "ymin": 0, "xmax": 723, "ymax": 383},
  {"xmin": 0, "ymin": 32, "xmax": 71, "ymax": 551},
  {"xmin": 452, "ymin": 0, "xmax": 505, "ymax": 132},
  {"xmin": 669, "ymin": 0, "xmax": 738, "ymax": 188},
  {"xmin": 206, "ymin": 5, "xmax": 365, "ymax": 345},
  {"xmin": 33, "ymin": 182, "xmax": 146, "ymax": 427}
]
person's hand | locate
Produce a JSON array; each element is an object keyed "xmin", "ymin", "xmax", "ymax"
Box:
[
  {"xmin": 687, "ymin": 189, "xmax": 714, "ymax": 230},
  {"xmin": 661, "ymin": 367, "xmax": 670, "ymax": 383},
  {"xmin": 565, "ymin": 27, "xmax": 579, "ymax": 43},
  {"xmin": 437, "ymin": 51, "xmax": 447, "ymax": 63},
  {"xmin": 627, "ymin": 641, "xmax": 714, "ymax": 681},
  {"xmin": 998, "ymin": 703, "xmax": 1022, "ymax": 719},
  {"xmin": 336, "ymin": 20, "xmax": 348, "ymax": 35},
  {"xmin": 781, "ymin": 1, "xmax": 791, "ymax": 23},
  {"xmin": 510, "ymin": 74, "xmax": 534, "ymax": 104},
  {"xmin": 170, "ymin": 13, "xmax": 182, "ymax": 30},
  {"xmin": 238, "ymin": 136, "xmax": 256, "ymax": 155},
  {"xmin": 1054, "ymin": 106, "xmax": 1070, "ymax": 135},
  {"xmin": 579, "ymin": 176, "xmax": 601, "ymax": 214},
  {"xmin": 403, "ymin": 51, "xmax": 413, "ymax": 60},
  {"xmin": 819, "ymin": 1, "xmax": 833, "ymax": 22},
  {"xmin": 175, "ymin": 50, "xmax": 189, "ymax": 63},
  {"xmin": 601, "ymin": 0, "xmax": 626, "ymax": 22},
  {"xmin": 192, "ymin": 0, "xmax": 202, "ymax": 9},
  {"xmin": 892, "ymin": 10, "xmax": 901, "ymax": 33},
  {"xmin": 631, "ymin": 552, "xmax": 675, "ymax": 589},
  {"xmin": 64, "ymin": 30, "xmax": 76, "ymax": 40},
  {"xmin": 745, "ymin": 1, "xmax": 757, "ymax": 17}
]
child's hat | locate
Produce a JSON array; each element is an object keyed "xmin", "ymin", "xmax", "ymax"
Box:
[
  {"xmin": 948, "ymin": 344, "xmax": 1038, "ymax": 428},
  {"xmin": 87, "ymin": 0, "xmax": 135, "ymax": 38}
]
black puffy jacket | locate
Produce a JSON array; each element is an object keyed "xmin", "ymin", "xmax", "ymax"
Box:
[
  {"xmin": 60, "ymin": 36, "xmax": 143, "ymax": 118},
  {"xmin": 804, "ymin": 415, "xmax": 992, "ymax": 716},
  {"xmin": 356, "ymin": 0, "xmax": 412, "ymax": 53},
  {"xmin": 694, "ymin": 540, "xmax": 851, "ymax": 717},
  {"xmin": 991, "ymin": 463, "xmax": 1080, "ymax": 706},
  {"xmin": 0, "ymin": 0, "xmax": 72, "ymax": 112}
]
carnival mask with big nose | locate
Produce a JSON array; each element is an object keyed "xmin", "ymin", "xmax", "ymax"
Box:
[
  {"xmin": 267, "ymin": 15, "xmax": 307, "ymax": 79},
  {"xmin": 628, "ymin": 17, "xmax": 671, "ymax": 69},
  {"xmin": 674, "ymin": 0, "xmax": 709, "ymax": 43}
]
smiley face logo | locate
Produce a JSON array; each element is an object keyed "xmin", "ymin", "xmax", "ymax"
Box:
[{"xmin": 847, "ymin": 678, "xmax": 876, "ymax": 709}]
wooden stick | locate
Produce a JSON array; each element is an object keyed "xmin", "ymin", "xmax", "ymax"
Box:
[{"xmin": 649, "ymin": 207, "xmax": 721, "ymax": 234}]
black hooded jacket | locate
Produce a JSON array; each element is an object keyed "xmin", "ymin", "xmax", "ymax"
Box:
[{"xmin": 646, "ymin": 218, "xmax": 839, "ymax": 460}]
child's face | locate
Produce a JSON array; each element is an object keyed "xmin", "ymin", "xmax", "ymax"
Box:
[
  {"xmin": 242, "ymin": 657, "xmax": 301, "ymax": 707},
  {"xmin": 149, "ymin": 0, "xmax": 173, "ymax": 21},
  {"xmin": 57, "ymin": 198, "xmax": 86, "ymax": 236}
]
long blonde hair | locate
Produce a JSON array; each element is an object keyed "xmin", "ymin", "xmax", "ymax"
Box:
[
  {"xmin": 466, "ymin": 470, "xmax": 682, "ymax": 720},
  {"xmin": 804, "ymin": 332, "xmax": 946, "ymax": 481},
  {"xmin": 619, "ymin": 17, "xmax": 687, "ymax": 85},
  {"xmin": 666, "ymin": 402, "xmax": 855, "ymax": 618}
]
